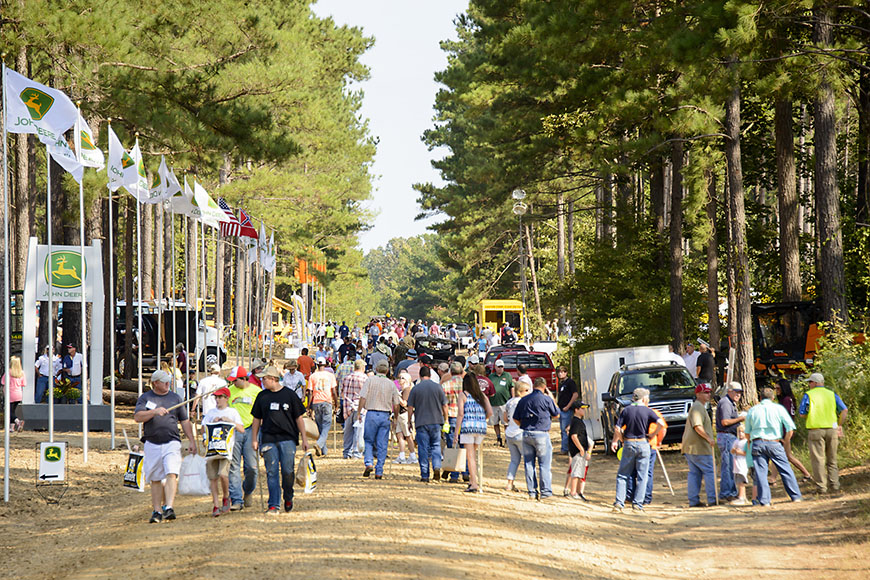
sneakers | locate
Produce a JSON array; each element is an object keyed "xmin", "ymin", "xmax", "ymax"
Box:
[
  {"xmin": 212, "ymin": 507, "xmax": 221, "ymax": 517},
  {"xmin": 408, "ymin": 453, "xmax": 417, "ymax": 463},
  {"xmin": 730, "ymin": 498, "xmax": 748, "ymax": 506},
  {"xmin": 631, "ymin": 504, "xmax": 644, "ymax": 512},
  {"xmin": 230, "ymin": 503, "xmax": 244, "ymax": 511},
  {"xmin": 243, "ymin": 494, "xmax": 253, "ymax": 508},
  {"xmin": 578, "ymin": 493, "xmax": 590, "ymax": 502},
  {"xmin": 611, "ymin": 505, "xmax": 624, "ymax": 514},
  {"xmin": 284, "ymin": 500, "xmax": 293, "ymax": 512},
  {"xmin": 392, "ymin": 456, "xmax": 406, "ymax": 464},
  {"xmin": 569, "ymin": 494, "xmax": 581, "ymax": 500},
  {"xmin": 149, "ymin": 511, "xmax": 163, "ymax": 523},
  {"xmin": 374, "ymin": 474, "xmax": 383, "ymax": 480},
  {"xmin": 266, "ymin": 507, "xmax": 280, "ymax": 515},
  {"xmin": 162, "ymin": 506, "xmax": 176, "ymax": 520},
  {"xmin": 563, "ymin": 488, "xmax": 570, "ymax": 497},
  {"xmin": 420, "ymin": 478, "xmax": 429, "ymax": 483},
  {"xmin": 363, "ymin": 466, "xmax": 372, "ymax": 478},
  {"xmin": 221, "ymin": 497, "xmax": 230, "ymax": 513},
  {"xmin": 432, "ymin": 468, "xmax": 441, "ymax": 481},
  {"xmin": 14, "ymin": 419, "xmax": 24, "ymax": 433}
]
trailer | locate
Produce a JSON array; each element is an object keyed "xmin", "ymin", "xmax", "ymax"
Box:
[{"xmin": 578, "ymin": 345, "xmax": 682, "ymax": 441}]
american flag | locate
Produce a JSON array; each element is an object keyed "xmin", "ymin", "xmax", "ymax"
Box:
[
  {"xmin": 218, "ymin": 198, "xmax": 241, "ymax": 237},
  {"xmin": 238, "ymin": 209, "xmax": 259, "ymax": 239}
]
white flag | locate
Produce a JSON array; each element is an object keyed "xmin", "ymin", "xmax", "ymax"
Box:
[
  {"xmin": 193, "ymin": 181, "xmax": 231, "ymax": 229},
  {"xmin": 3, "ymin": 67, "xmax": 77, "ymax": 141},
  {"xmin": 107, "ymin": 126, "xmax": 139, "ymax": 193},
  {"xmin": 74, "ymin": 114, "xmax": 105, "ymax": 170},
  {"xmin": 122, "ymin": 140, "xmax": 150, "ymax": 200},
  {"xmin": 263, "ymin": 232, "xmax": 276, "ymax": 272},
  {"xmin": 46, "ymin": 134, "xmax": 83, "ymax": 184},
  {"xmin": 147, "ymin": 156, "xmax": 178, "ymax": 204},
  {"xmin": 169, "ymin": 176, "xmax": 199, "ymax": 217}
]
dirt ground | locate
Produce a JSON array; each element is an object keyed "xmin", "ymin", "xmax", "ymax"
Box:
[{"xmin": 1, "ymin": 409, "xmax": 869, "ymax": 580}]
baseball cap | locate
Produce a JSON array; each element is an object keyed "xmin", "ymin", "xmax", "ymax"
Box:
[
  {"xmin": 494, "ymin": 359, "xmax": 505, "ymax": 367},
  {"xmin": 572, "ymin": 400, "xmax": 590, "ymax": 410},
  {"xmin": 227, "ymin": 366, "xmax": 247, "ymax": 381},
  {"xmin": 213, "ymin": 387, "xmax": 231, "ymax": 398},
  {"xmin": 727, "ymin": 381, "xmax": 743, "ymax": 392},
  {"xmin": 250, "ymin": 358, "xmax": 265, "ymax": 370},
  {"xmin": 468, "ymin": 355, "xmax": 480, "ymax": 365},
  {"xmin": 695, "ymin": 383, "xmax": 713, "ymax": 394},
  {"xmin": 316, "ymin": 356, "xmax": 327, "ymax": 365},
  {"xmin": 209, "ymin": 363, "xmax": 221, "ymax": 373},
  {"xmin": 151, "ymin": 370, "xmax": 172, "ymax": 384},
  {"xmin": 375, "ymin": 359, "xmax": 390, "ymax": 373},
  {"xmin": 406, "ymin": 349, "xmax": 417, "ymax": 357},
  {"xmin": 807, "ymin": 372, "xmax": 824, "ymax": 385},
  {"xmin": 261, "ymin": 365, "xmax": 282, "ymax": 379}
]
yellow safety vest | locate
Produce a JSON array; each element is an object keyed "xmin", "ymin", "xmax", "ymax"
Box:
[{"xmin": 805, "ymin": 387, "xmax": 837, "ymax": 429}]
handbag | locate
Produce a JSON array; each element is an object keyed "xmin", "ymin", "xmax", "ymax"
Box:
[
  {"xmin": 441, "ymin": 447, "xmax": 467, "ymax": 473},
  {"xmin": 177, "ymin": 453, "xmax": 210, "ymax": 496}
]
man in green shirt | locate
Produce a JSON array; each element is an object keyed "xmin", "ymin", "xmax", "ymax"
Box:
[
  {"xmin": 488, "ymin": 359, "xmax": 514, "ymax": 447},
  {"xmin": 681, "ymin": 383, "xmax": 716, "ymax": 507},
  {"xmin": 227, "ymin": 366, "xmax": 262, "ymax": 511},
  {"xmin": 745, "ymin": 387, "xmax": 803, "ymax": 506}
]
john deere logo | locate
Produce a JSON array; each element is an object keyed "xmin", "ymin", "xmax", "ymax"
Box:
[
  {"xmin": 20, "ymin": 87, "xmax": 54, "ymax": 121},
  {"xmin": 80, "ymin": 130, "xmax": 97, "ymax": 150},
  {"xmin": 44, "ymin": 251, "xmax": 86, "ymax": 289},
  {"xmin": 137, "ymin": 159, "xmax": 146, "ymax": 179},
  {"xmin": 121, "ymin": 151, "xmax": 135, "ymax": 169},
  {"xmin": 44, "ymin": 446, "xmax": 62, "ymax": 462}
]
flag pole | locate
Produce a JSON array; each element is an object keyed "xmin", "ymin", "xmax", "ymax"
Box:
[
  {"xmin": 135, "ymin": 135, "xmax": 143, "ymax": 439},
  {"xmin": 107, "ymin": 121, "xmax": 116, "ymax": 449},
  {"xmin": 200, "ymin": 215, "xmax": 205, "ymax": 384},
  {"xmin": 75, "ymin": 106, "xmax": 88, "ymax": 462},
  {"xmin": 170, "ymin": 206, "xmax": 176, "ymax": 384},
  {"xmin": 183, "ymin": 211, "xmax": 190, "ymax": 413},
  {"xmin": 192, "ymin": 207, "xmax": 198, "ymax": 414},
  {"xmin": 2, "ymin": 59, "xmax": 12, "ymax": 502},
  {"xmin": 46, "ymin": 143, "xmax": 55, "ymax": 443},
  {"xmin": 156, "ymin": 200, "xmax": 163, "ymax": 390}
]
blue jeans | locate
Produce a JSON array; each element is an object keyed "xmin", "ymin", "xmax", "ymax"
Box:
[
  {"xmin": 751, "ymin": 440, "xmax": 802, "ymax": 505},
  {"xmin": 522, "ymin": 431, "xmax": 553, "ymax": 498},
  {"xmin": 506, "ymin": 434, "xmax": 524, "ymax": 480},
  {"xmin": 69, "ymin": 376, "xmax": 83, "ymax": 403},
  {"xmin": 312, "ymin": 402, "xmax": 333, "ymax": 455},
  {"xmin": 35, "ymin": 376, "xmax": 50, "ymax": 404},
  {"xmin": 615, "ymin": 440, "xmax": 651, "ymax": 507},
  {"xmin": 685, "ymin": 453, "xmax": 717, "ymax": 506},
  {"xmin": 363, "ymin": 410, "xmax": 390, "ymax": 476},
  {"xmin": 415, "ymin": 424, "xmax": 442, "ymax": 479},
  {"xmin": 229, "ymin": 426, "xmax": 257, "ymax": 505},
  {"xmin": 627, "ymin": 447, "xmax": 657, "ymax": 504},
  {"xmin": 445, "ymin": 416, "xmax": 468, "ymax": 480},
  {"xmin": 559, "ymin": 410, "xmax": 573, "ymax": 453},
  {"xmin": 717, "ymin": 432, "xmax": 738, "ymax": 499},
  {"xmin": 343, "ymin": 409, "xmax": 360, "ymax": 458},
  {"xmin": 261, "ymin": 439, "xmax": 297, "ymax": 509}
]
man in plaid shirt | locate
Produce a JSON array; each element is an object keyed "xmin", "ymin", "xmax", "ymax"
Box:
[
  {"xmin": 341, "ymin": 359, "xmax": 367, "ymax": 459},
  {"xmin": 336, "ymin": 349, "xmax": 356, "ymax": 386},
  {"xmin": 442, "ymin": 361, "xmax": 467, "ymax": 482}
]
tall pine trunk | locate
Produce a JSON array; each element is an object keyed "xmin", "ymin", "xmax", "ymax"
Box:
[
  {"xmin": 858, "ymin": 67, "xmax": 870, "ymax": 224},
  {"xmin": 705, "ymin": 170, "xmax": 720, "ymax": 349},
  {"xmin": 724, "ymin": 82, "xmax": 757, "ymax": 403},
  {"xmin": 124, "ymin": 197, "xmax": 135, "ymax": 379},
  {"xmin": 669, "ymin": 141, "xmax": 685, "ymax": 354},
  {"xmin": 814, "ymin": 7, "xmax": 848, "ymax": 322},
  {"xmin": 557, "ymin": 192, "xmax": 565, "ymax": 277},
  {"xmin": 775, "ymin": 99, "xmax": 801, "ymax": 302}
]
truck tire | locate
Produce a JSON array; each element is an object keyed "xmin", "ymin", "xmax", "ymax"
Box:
[
  {"xmin": 199, "ymin": 347, "xmax": 226, "ymax": 371},
  {"xmin": 602, "ymin": 414, "xmax": 613, "ymax": 456}
]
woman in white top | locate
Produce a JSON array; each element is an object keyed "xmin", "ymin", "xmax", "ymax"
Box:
[{"xmin": 502, "ymin": 380, "xmax": 532, "ymax": 491}]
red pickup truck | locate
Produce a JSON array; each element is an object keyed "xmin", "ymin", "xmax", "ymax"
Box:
[{"xmin": 485, "ymin": 349, "xmax": 558, "ymax": 392}]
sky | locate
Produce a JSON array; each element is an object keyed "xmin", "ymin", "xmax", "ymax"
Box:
[{"xmin": 312, "ymin": 0, "xmax": 469, "ymax": 252}]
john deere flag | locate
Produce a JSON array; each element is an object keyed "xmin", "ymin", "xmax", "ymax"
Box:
[
  {"xmin": 169, "ymin": 176, "xmax": 199, "ymax": 217},
  {"xmin": 75, "ymin": 114, "xmax": 105, "ymax": 170},
  {"xmin": 122, "ymin": 140, "xmax": 150, "ymax": 200},
  {"xmin": 193, "ymin": 181, "xmax": 231, "ymax": 229},
  {"xmin": 3, "ymin": 67, "xmax": 77, "ymax": 141},
  {"xmin": 149, "ymin": 156, "xmax": 180, "ymax": 204},
  {"xmin": 107, "ymin": 126, "xmax": 139, "ymax": 193},
  {"xmin": 46, "ymin": 133, "xmax": 83, "ymax": 184}
]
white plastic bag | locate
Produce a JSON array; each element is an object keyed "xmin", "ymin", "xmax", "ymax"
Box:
[
  {"xmin": 354, "ymin": 419, "xmax": 365, "ymax": 453},
  {"xmin": 177, "ymin": 454, "xmax": 210, "ymax": 496}
]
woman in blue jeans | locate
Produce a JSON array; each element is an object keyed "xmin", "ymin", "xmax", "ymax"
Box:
[{"xmin": 502, "ymin": 382, "xmax": 531, "ymax": 491}]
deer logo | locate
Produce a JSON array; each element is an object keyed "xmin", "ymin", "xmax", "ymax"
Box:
[
  {"xmin": 19, "ymin": 88, "xmax": 54, "ymax": 121},
  {"xmin": 53, "ymin": 256, "xmax": 81, "ymax": 283},
  {"xmin": 45, "ymin": 251, "xmax": 86, "ymax": 289}
]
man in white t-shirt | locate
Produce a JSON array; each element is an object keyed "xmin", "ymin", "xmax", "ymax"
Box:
[
  {"xmin": 681, "ymin": 343, "xmax": 700, "ymax": 378},
  {"xmin": 195, "ymin": 364, "xmax": 227, "ymax": 417}
]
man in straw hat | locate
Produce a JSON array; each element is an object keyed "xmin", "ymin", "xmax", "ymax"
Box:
[{"xmin": 134, "ymin": 370, "xmax": 197, "ymax": 523}]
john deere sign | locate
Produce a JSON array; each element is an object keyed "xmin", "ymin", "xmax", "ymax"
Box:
[
  {"xmin": 20, "ymin": 87, "xmax": 55, "ymax": 121},
  {"xmin": 44, "ymin": 250, "xmax": 86, "ymax": 289}
]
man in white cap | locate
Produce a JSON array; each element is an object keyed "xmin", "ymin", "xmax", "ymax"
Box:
[
  {"xmin": 307, "ymin": 356, "xmax": 338, "ymax": 456},
  {"xmin": 194, "ymin": 364, "xmax": 227, "ymax": 417},
  {"xmin": 226, "ymin": 366, "xmax": 261, "ymax": 510},
  {"xmin": 799, "ymin": 372, "xmax": 848, "ymax": 495},
  {"xmin": 134, "ymin": 370, "xmax": 197, "ymax": 523},
  {"xmin": 715, "ymin": 381, "xmax": 745, "ymax": 501}
]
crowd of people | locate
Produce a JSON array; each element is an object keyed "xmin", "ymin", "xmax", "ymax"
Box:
[{"xmin": 132, "ymin": 316, "xmax": 850, "ymax": 522}]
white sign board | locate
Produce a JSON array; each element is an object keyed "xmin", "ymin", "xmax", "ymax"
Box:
[{"xmin": 39, "ymin": 442, "xmax": 67, "ymax": 482}]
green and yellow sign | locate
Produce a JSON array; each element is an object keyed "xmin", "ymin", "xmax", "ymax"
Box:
[
  {"xmin": 44, "ymin": 445, "xmax": 62, "ymax": 462},
  {"xmin": 44, "ymin": 250, "xmax": 86, "ymax": 289},
  {"xmin": 19, "ymin": 87, "xmax": 54, "ymax": 121}
]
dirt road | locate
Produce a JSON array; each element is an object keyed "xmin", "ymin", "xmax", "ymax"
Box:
[{"xmin": 1, "ymin": 411, "xmax": 868, "ymax": 579}]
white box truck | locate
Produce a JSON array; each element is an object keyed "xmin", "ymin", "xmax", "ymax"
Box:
[{"xmin": 579, "ymin": 345, "xmax": 684, "ymax": 442}]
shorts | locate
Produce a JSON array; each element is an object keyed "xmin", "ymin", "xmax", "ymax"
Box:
[
  {"xmin": 206, "ymin": 457, "xmax": 230, "ymax": 480},
  {"xmin": 569, "ymin": 453, "xmax": 588, "ymax": 479},
  {"xmin": 734, "ymin": 472, "xmax": 748, "ymax": 485},
  {"xmin": 395, "ymin": 413, "xmax": 411, "ymax": 437},
  {"xmin": 488, "ymin": 405, "xmax": 506, "ymax": 426},
  {"xmin": 143, "ymin": 440, "xmax": 182, "ymax": 482},
  {"xmin": 460, "ymin": 433, "xmax": 484, "ymax": 445}
]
